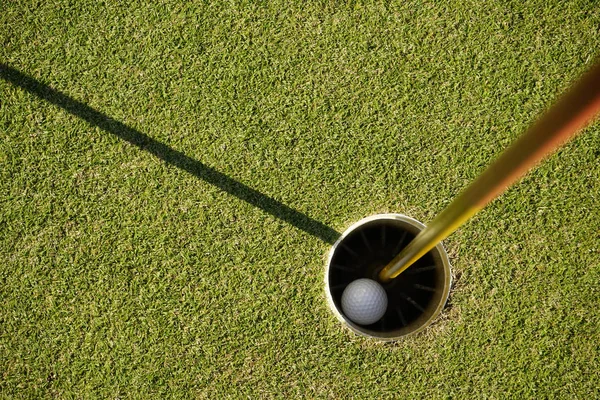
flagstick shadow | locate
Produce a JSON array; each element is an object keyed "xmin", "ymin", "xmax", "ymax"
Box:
[{"xmin": 0, "ymin": 64, "xmax": 340, "ymax": 244}]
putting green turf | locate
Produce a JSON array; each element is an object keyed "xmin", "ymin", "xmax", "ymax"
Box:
[{"xmin": 1, "ymin": 0, "xmax": 599, "ymax": 397}]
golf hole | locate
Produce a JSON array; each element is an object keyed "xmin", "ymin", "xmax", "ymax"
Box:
[{"xmin": 325, "ymin": 214, "xmax": 452, "ymax": 341}]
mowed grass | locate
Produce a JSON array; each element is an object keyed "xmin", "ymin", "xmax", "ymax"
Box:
[{"xmin": 1, "ymin": 0, "xmax": 599, "ymax": 397}]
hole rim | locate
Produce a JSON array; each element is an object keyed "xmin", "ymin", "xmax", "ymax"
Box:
[{"xmin": 325, "ymin": 213, "xmax": 452, "ymax": 341}]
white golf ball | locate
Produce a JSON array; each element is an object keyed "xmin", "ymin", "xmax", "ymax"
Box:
[{"xmin": 341, "ymin": 278, "xmax": 388, "ymax": 325}]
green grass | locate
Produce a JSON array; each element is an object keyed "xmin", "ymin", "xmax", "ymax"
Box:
[{"xmin": 1, "ymin": 0, "xmax": 599, "ymax": 397}]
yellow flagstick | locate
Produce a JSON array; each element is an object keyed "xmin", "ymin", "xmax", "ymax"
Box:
[{"xmin": 379, "ymin": 62, "xmax": 600, "ymax": 283}]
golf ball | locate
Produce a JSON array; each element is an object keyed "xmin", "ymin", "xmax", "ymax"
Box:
[{"xmin": 341, "ymin": 278, "xmax": 388, "ymax": 325}]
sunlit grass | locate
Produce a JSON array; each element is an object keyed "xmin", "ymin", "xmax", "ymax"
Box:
[{"xmin": 1, "ymin": 1, "xmax": 599, "ymax": 397}]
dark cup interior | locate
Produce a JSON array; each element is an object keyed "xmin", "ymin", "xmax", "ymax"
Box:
[{"xmin": 327, "ymin": 216, "xmax": 450, "ymax": 339}]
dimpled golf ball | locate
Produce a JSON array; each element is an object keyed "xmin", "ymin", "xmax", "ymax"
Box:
[{"xmin": 341, "ymin": 278, "xmax": 388, "ymax": 325}]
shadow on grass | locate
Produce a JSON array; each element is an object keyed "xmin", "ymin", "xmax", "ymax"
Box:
[{"xmin": 0, "ymin": 64, "xmax": 340, "ymax": 244}]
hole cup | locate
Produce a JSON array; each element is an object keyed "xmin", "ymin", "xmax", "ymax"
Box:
[{"xmin": 325, "ymin": 214, "xmax": 452, "ymax": 341}]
